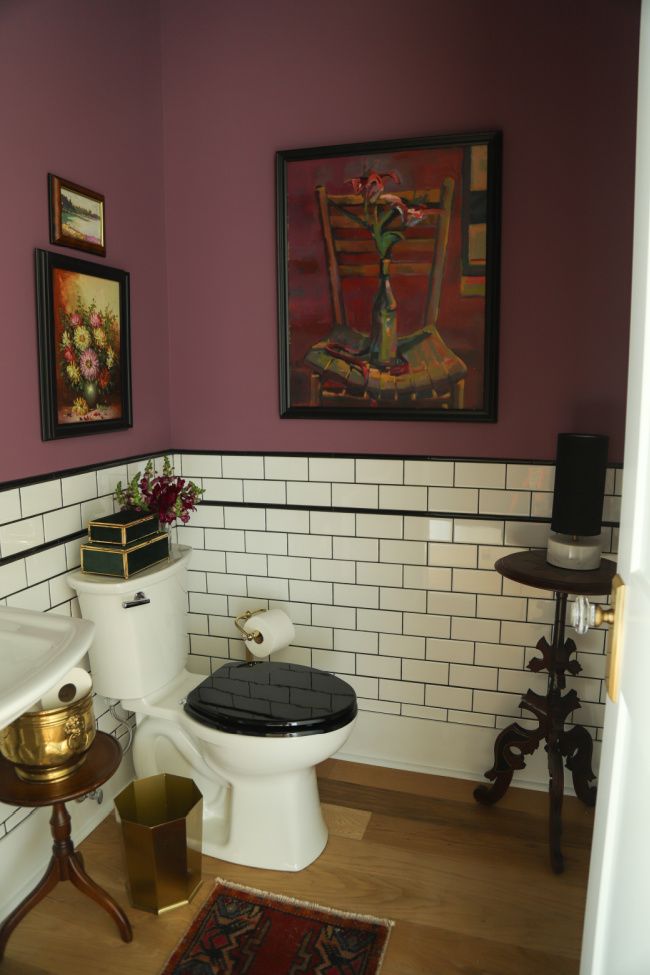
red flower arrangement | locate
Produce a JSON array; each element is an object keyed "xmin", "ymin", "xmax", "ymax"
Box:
[
  {"xmin": 344, "ymin": 169, "xmax": 424, "ymax": 259},
  {"xmin": 114, "ymin": 455, "xmax": 205, "ymax": 527}
]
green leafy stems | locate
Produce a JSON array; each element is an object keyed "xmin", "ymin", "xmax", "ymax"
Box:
[
  {"xmin": 343, "ymin": 170, "xmax": 424, "ymax": 260},
  {"xmin": 114, "ymin": 455, "xmax": 205, "ymax": 528}
]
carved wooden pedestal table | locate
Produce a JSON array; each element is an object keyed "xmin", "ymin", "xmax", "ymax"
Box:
[
  {"xmin": 473, "ymin": 550, "xmax": 616, "ymax": 873},
  {"xmin": 0, "ymin": 731, "xmax": 132, "ymax": 959}
]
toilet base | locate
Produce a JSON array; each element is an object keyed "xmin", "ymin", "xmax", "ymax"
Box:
[
  {"xmin": 201, "ymin": 766, "xmax": 329, "ymax": 871},
  {"xmin": 128, "ymin": 697, "xmax": 353, "ymax": 872}
]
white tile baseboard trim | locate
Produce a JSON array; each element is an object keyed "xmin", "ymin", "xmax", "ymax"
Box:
[{"xmin": 339, "ymin": 710, "xmax": 599, "ymax": 793}]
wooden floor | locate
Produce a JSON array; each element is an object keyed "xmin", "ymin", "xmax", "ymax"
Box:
[{"xmin": 1, "ymin": 760, "xmax": 594, "ymax": 975}]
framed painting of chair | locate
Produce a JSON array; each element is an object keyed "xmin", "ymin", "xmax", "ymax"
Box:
[{"xmin": 277, "ymin": 131, "xmax": 501, "ymax": 421}]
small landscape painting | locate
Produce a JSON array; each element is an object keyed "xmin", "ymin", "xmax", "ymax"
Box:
[
  {"xmin": 48, "ymin": 174, "xmax": 106, "ymax": 256},
  {"xmin": 35, "ymin": 249, "xmax": 132, "ymax": 440}
]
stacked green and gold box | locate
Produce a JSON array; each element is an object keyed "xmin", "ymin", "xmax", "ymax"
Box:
[
  {"xmin": 88, "ymin": 511, "xmax": 158, "ymax": 545},
  {"xmin": 81, "ymin": 511, "xmax": 169, "ymax": 579}
]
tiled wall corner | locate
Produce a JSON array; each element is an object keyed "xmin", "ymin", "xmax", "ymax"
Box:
[{"xmin": 0, "ymin": 457, "xmax": 173, "ymax": 841}]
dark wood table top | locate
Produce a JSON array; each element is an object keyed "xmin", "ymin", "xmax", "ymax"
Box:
[
  {"xmin": 495, "ymin": 549, "xmax": 617, "ymax": 596},
  {"xmin": 0, "ymin": 732, "xmax": 122, "ymax": 807}
]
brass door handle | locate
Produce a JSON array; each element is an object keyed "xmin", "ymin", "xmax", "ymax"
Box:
[
  {"xmin": 594, "ymin": 605, "xmax": 616, "ymax": 626},
  {"xmin": 571, "ymin": 596, "xmax": 615, "ymax": 633},
  {"xmin": 570, "ymin": 576, "xmax": 625, "ymax": 701}
]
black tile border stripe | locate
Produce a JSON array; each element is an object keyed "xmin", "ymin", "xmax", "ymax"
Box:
[
  {"xmin": 197, "ymin": 499, "xmax": 619, "ymax": 528},
  {"xmin": 0, "ymin": 450, "xmax": 172, "ymax": 493},
  {"xmin": 0, "ymin": 503, "xmax": 619, "ymax": 570},
  {"xmin": 0, "ymin": 448, "xmax": 623, "ymax": 493},
  {"xmin": 0, "ymin": 451, "xmax": 620, "ymax": 568},
  {"xmin": 0, "ymin": 530, "xmax": 87, "ymax": 568}
]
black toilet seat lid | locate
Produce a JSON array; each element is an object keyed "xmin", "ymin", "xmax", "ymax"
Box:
[{"xmin": 184, "ymin": 660, "xmax": 357, "ymax": 737}]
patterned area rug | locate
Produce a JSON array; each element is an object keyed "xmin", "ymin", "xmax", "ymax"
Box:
[{"xmin": 161, "ymin": 879, "xmax": 394, "ymax": 974}]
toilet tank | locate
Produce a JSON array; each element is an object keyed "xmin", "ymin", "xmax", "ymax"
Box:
[{"xmin": 68, "ymin": 545, "xmax": 192, "ymax": 700}]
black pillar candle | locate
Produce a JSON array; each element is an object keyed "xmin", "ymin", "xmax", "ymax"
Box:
[{"xmin": 551, "ymin": 433, "xmax": 609, "ymax": 537}]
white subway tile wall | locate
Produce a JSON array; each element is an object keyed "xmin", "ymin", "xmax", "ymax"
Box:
[
  {"xmin": 168, "ymin": 454, "xmax": 618, "ymax": 741},
  {"xmin": 0, "ymin": 456, "xmax": 170, "ymax": 840},
  {"xmin": 0, "ymin": 452, "xmax": 621, "ymax": 836}
]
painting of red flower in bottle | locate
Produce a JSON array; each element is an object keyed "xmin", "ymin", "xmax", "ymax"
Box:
[
  {"xmin": 277, "ymin": 132, "xmax": 501, "ymax": 421},
  {"xmin": 35, "ymin": 250, "xmax": 132, "ymax": 440}
]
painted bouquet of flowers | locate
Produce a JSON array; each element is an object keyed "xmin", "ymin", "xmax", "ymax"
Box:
[
  {"xmin": 114, "ymin": 455, "xmax": 205, "ymax": 527},
  {"xmin": 59, "ymin": 300, "xmax": 119, "ymax": 416},
  {"xmin": 345, "ymin": 169, "xmax": 424, "ymax": 258}
]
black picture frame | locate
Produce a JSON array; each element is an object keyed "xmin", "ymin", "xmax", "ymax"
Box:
[
  {"xmin": 48, "ymin": 174, "xmax": 106, "ymax": 257},
  {"xmin": 35, "ymin": 248, "xmax": 132, "ymax": 440},
  {"xmin": 277, "ymin": 131, "xmax": 501, "ymax": 421}
]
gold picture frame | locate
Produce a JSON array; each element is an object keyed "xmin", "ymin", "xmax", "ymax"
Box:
[{"xmin": 48, "ymin": 174, "xmax": 106, "ymax": 257}]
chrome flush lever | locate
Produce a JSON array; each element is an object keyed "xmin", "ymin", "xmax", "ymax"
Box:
[{"xmin": 122, "ymin": 591, "xmax": 151, "ymax": 609}]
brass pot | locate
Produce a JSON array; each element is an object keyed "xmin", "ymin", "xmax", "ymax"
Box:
[{"xmin": 0, "ymin": 693, "xmax": 96, "ymax": 782}]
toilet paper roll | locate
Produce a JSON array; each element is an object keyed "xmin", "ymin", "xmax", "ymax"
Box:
[
  {"xmin": 40, "ymin": 667, "xmax": 93, "ymax": 710},
  {"xmin": 242, "ymin": 609, "xmax": 295, "ymax": 658}
]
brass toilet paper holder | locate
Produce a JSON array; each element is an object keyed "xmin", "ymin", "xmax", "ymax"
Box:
[{"xmin": 233, "ymin": 609, "xmax": 264, "ymax": 644}]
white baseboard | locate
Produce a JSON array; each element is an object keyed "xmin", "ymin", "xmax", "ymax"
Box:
[{"xmin": 336, "ymin": 709, "xmax": 601, "ymax": 796}]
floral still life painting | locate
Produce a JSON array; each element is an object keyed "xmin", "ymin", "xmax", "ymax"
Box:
[
  {"xmin": 35, "ymin": 249, "xmax": 132, "ymax": 440},
  {"xmin": 48, "ymin": 174, "xmax": 106, "ymax": 257},
  {"xmin": 277, "ymin": 132, "xmax": 501, "ymax": 421},
  {"xmin": 115, "ymin": 455, "xmax": 205, "ymax": 528}
]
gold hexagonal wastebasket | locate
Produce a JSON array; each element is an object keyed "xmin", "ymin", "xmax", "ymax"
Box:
[{"xmin": 114, "ymin": 773, "xmax": 203, "ymax": 914}]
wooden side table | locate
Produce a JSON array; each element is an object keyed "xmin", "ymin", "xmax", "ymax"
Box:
[
  {"xmin": 0, "ymin": 731, "xmax": 132, "ymax": 959},
  {"xmin": 473, "ymin": 550, "xmax": 616, "ymax": 873}
]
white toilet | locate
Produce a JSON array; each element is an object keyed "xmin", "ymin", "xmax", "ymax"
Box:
[{"xmin": 68, "ymin": 545, "xmax": 357, "ymax": 871}]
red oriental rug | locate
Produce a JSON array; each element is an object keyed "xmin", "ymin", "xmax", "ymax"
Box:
[{"xmin": 161, "ymin": 879, "xmax": 394, "ymax": 974}]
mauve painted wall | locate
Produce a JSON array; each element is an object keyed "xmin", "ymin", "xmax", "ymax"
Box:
[
  {"xmin": 161, "ymin": 0, "xmax": 639, "ymax": 462},
  {"xmin": 0, "ymin": 0, "xmax": 170, "ymax": 483}
]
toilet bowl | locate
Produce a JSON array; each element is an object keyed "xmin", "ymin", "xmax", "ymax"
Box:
[{"xmin": 68, "ymin": 546, "xmax": 357, "ymax": 871}]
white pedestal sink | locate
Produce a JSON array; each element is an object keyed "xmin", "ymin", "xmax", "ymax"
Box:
[{"xmin": 0, "ymin": 607, "xmax": 95, "ymax": 729}]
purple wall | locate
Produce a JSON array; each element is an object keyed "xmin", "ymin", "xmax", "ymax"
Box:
[
  {"xmin": 0, "ymin": 0, "xmax": 639, "ymax": 485},
  {"xmin": 0, "ymin": 0, "xmax": 169, "ymax": 483},
  {"xmin": 161, "ymin": 0, "xmax": 639, "ymax": 462}
]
